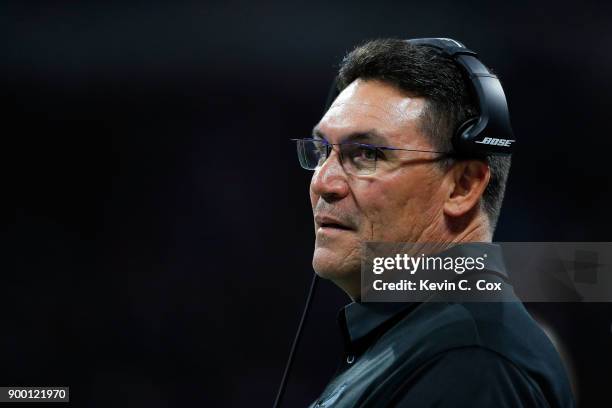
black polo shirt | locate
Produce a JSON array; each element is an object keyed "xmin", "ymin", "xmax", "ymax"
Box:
[{"xmin": 308, "ymin": 243, "xmax": 575, "ymax": 408}]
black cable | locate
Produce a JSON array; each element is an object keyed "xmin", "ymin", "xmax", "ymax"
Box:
[
  {"xmin": 272, "ymin": 273, "xmax": 319, "ymax": 408},
  {"xmin": 273, "ymin": 76, "xmax": 333, "ymax": 408}
]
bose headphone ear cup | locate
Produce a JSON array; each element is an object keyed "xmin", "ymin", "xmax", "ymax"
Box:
[{"xmin": 452, "ymin": 117, "xmax": 479, "ymax": 154}]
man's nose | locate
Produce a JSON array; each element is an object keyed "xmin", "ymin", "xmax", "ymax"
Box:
[{"xmin": 310, "ymin": 150, "xmax": 350, "ymax": 201}]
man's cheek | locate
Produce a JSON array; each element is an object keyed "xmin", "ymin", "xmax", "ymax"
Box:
[
  {"xmin": 358, "ymin": 208, "xmax": 382, "ymax": 241},
  {"xmin": 365, "ymin": 200, "xmax": 407, "ymax": 241}
]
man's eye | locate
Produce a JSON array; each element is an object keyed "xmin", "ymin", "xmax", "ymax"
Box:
[
  {"xmin": 313, "ymin": 142, "xmax": 328, "ymax": 156},
  {"xmin": 362, "ymin": 148, "xmax": 377, "ymax": 160},
  {"xmin": 358, "ymin": 146, "xmax": 382, "ymax": 161}
]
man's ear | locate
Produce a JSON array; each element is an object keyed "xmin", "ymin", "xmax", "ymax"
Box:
[{"xmin": 443, "ymin": 159, "xmax": 490, "ymax": 218}]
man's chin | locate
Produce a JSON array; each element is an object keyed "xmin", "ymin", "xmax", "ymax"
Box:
[{"xmin": 312, "ymin": 247, "xmax": 360, "ymax": 282}]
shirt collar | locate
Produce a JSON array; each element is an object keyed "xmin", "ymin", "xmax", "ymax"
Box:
[{"xmin": 340, "ymin": 242, "xmax": 507, "ymax": 345}]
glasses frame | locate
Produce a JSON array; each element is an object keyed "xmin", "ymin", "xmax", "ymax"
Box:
[{"xmin": 291, "ymin": 138, "xmax": 455, "ymax": 175}]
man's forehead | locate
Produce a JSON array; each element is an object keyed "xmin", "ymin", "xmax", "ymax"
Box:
[{"xmin": 315, "ymin": 79, "xmax": 426, "ymax": 144}]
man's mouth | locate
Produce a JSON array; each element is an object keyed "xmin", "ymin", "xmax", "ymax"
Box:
[
  {"xmin": 321, "ymin": 222, "xmax": 352, "ymax": 230},
  {"xmin": 315, "ymin": 215, "xmax": 354, "ymax": 231}
]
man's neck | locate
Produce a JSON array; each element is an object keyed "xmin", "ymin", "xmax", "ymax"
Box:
[
  {"xmin": 418, "ymin": 207, "xmax": 492, "ymax": 247},
  {"xmin": 453, "ymin": 221, "xmax": 492, "ymax": 243}
]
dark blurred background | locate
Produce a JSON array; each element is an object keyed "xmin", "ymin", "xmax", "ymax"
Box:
[{"xmin": 5, "ymin": 0, "xmax": 612, "ymax": 406}]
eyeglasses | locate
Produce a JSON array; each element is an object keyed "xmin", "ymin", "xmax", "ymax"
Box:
[{"xmin": 291, "ymin": 138, "xmax": 452, "ymax": 175}]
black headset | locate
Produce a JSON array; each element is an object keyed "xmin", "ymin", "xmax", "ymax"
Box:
[
  {"xmin": 273, "ymin": 37, "xmax": 514, "ymax": 408},
  {"xmin": 323, "ymin": 37, "xmax": 516, "ymax": 156}
]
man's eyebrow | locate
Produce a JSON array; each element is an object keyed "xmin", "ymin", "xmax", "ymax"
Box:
[{"xmin": 311, "ymin": 128, "xmax": 390, "ymax": 146}]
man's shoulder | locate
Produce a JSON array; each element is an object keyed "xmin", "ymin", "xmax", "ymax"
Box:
[
  {"xmin": 383, "ymin": 301, "xmax": 558, "ymax": 360},
  {"xmin": 373, "ymin": 301, "xmax": 574, "ymax": 407},
  {"xmin": 389, "ymin": 346, "xmax": 552, "ymax": 407}
]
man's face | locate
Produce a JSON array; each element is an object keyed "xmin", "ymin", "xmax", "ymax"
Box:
[{"xmin": 310, "ymin": 79, "xmax": 449, "ymax": 291}]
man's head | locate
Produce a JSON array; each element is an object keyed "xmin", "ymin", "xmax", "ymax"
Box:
[{"xmin": 309, "ymin": 39, "xmax": 511, "ymax": 298}]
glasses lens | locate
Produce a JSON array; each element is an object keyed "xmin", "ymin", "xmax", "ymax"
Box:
[
  {"xmin": 339, "ymin": 143, "xmax": 377, "ymax": 175},
  {"xmin": 296, "ymin": 139, "xmax": 328, "ymax": 170}
]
